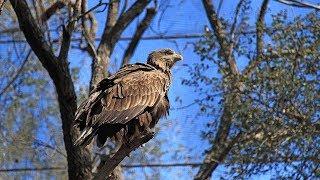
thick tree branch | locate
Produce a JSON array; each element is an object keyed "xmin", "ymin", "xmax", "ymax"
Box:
[
  {"xmin": 202, "ymin": 0, "xmax": 239, "ymax": 75},
  {"xmin": 90, "ymin": 1, "xmax": 119, "ymax": 88},
  {"xmin": 94, "ymin": 132, "xmax": 155, "ymax": 180},
  {"xmin": 243, "ymin": 0, "xmax": 269, "ymax": 76},
  {"xmin": 121, "ymin": 7, "xmax": 156, "ymax": 66},
  {"xmin": 41, "ymin": 1, "xmax": 66, "ymax": 22},
  {"xmin": 91, "ymin": 0, "xmax": 150, "ymax": 88},
  {"xmin": 99, "ymin": 0, "xmax": 151, "ymax": 51},
  {"xmin": 195, "ymin": 132, "xmax": 242, "ymax": 180}
]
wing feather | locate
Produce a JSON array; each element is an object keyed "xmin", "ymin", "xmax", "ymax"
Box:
[
  {"xmin": 90, "ymin": 70, "xmax": 169, "ymax": 126},
  {"xmin": 74, "ymin": 63, "xmax": 170, "ymax": 146}
]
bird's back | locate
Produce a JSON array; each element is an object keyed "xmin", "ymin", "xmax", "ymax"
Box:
[{"xmin": 73, "ymin": 63, "xmax": 170, "ymax": 147}]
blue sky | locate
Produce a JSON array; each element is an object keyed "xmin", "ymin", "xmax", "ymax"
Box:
[
  {"xmin": 0, "ymin": 0, "xmax": 317, "ymax": 179},
  {"xmin": 66, "ymin": 0, "xmax": 319, "ymax": 179}
]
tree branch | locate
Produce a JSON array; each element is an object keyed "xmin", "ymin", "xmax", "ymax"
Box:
[
  {"xmin": 201, "ymin": 0, "xmax": 239, "ymax": 75},
  {"xmin": 275, "ymin": 0, "xmax": 320, "ymax": 10},
  {"xmin": 121, "ymin": 7, "xmax": 156, "ymax": 66},
  {"xmin": 90, "ymin": 0, "xmax": 119, "ymax": 88},
  {"xmin": 9, "ymin": 0, "xmax": 60, "ymax": 77},
  {"xmin": 228, "ymin": 0, "xmax": 245, "ymax": 66},
  {"xmin": 76, "ymin": 0, "xmax": 111, "ymax": 22},
  {"xmin": 94, "ymin": 132, "xmax": 155, "ymax": 180},
  {"xmin": 81, "ymin": 0, "xmax": 98, "ymax": 60},
  {"xmin": 91, "ymin": 0, "xmax": 150, "ymax": 88},
  {"xmin": 243, "ymin": 0, "xmax": 269, "ymax": 76},
  {"xmin": 101, "ymin": 0, "xmax": 151, "ymax": 49},
  {"xmin": 195, "ymin": 132, "xmax": 242, "ymax": 180},
  {"xmin": 58, "ymin": 0, "xmax": 81, "ymax": 61},
  {"xmin": 41, "ymin": 1, "xmax": 67, "ymax": 22},
  {"xmin": 195, "ymin": 1, "xmax": 246, "ymax": 179}
]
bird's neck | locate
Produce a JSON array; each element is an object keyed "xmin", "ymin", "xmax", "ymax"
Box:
[{"xmin": 153, "ymin": 64, "xmax": 171, "ymax": 74}]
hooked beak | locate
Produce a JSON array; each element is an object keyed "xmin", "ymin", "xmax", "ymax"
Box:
[{"xmin": 173, "ymin": 53, "xmax": 183, "ymax": 62}]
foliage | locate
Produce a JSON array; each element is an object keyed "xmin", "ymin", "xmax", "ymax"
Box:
[{"xmin": 186, "ymin": 6, "xmax": 319, "ymax": 179}]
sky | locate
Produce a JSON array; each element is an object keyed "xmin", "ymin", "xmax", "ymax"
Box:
[
  {"xmin": 0, "ymin": 0, "xmax": 318, "ymax": 179},
  {"xmin": 67, "ymin": 0, "xmax": 318, "ymax": 179}
]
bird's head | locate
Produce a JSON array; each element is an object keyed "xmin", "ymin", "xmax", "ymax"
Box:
[{"xmin": 147, "ymin": 49, "xmax": 183, "ymax": 71}]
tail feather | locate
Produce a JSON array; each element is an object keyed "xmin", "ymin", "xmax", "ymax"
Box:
[{"xmin": 74, "ymin": 127, "xmax": 96, "ymax": 147}]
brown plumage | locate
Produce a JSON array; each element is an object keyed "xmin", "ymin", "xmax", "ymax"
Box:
[{"xmin": 74, "ymin": 49, "xmax": 182, "ymax": 147}]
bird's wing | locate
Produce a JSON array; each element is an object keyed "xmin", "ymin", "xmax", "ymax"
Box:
[
  {"xmin": 74, "ymin": 63, "xmax": 155, "ymax": 128},
  {"xmin": 74, "ymin": 63, "xmax": 169, "ymax": 128},
  {"xmin": 91, "ymin": 69, "xmax": 169, "ymax": 126},
  {"xmin": 73, "ymin": 64, "xmax": 171, "ymax": 147}
]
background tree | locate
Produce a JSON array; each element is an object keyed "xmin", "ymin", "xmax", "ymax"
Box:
[{"xmin": 182, "ymin": 0, "xmax": 319, "ymax": 179}]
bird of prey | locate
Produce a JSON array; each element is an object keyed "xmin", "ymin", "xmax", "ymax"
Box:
[{"xmin": 74, "ymin": 49, "xmax": 182, "ymax": 147}]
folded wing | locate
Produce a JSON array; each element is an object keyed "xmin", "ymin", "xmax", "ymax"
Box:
[{"xmin": 74, "ymin": 64, "xmax": 169, "ymax": 146}]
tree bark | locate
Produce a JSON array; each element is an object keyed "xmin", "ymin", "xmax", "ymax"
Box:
[{"xmin": 9, "ymin": 0, "xmax": 93, "ymax": 179}]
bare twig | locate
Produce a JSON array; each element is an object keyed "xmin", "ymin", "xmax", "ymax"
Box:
[
  {"xmin": 0, "ymin": 49, "xmax": 32, "ymax": 97},
  {"xmin": 75, "ymin": 0, "xmax": 113, "ymax": 22}
]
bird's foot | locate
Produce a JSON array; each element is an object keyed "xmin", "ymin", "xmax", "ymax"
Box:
[{"xmin": 143, "ymin": 127, "xmax": 155, "ymax": 136}]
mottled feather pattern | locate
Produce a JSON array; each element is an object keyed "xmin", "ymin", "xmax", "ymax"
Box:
[
  {"xmin": 74, "ymin": 49, "xmax": 182, "ymax": 147},
  {"xmin": 74, "ymin": 64, "xmax": 169, "ymax": 146}
]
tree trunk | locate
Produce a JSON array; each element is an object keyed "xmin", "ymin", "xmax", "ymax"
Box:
[{"xmin": 9, "ymin": 0, "xmax": 93, "ymax": 178}]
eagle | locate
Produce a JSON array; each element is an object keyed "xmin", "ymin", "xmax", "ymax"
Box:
[{"xmin": 74, "ymin": 49, "xmax": 182, "ymax": 147}]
